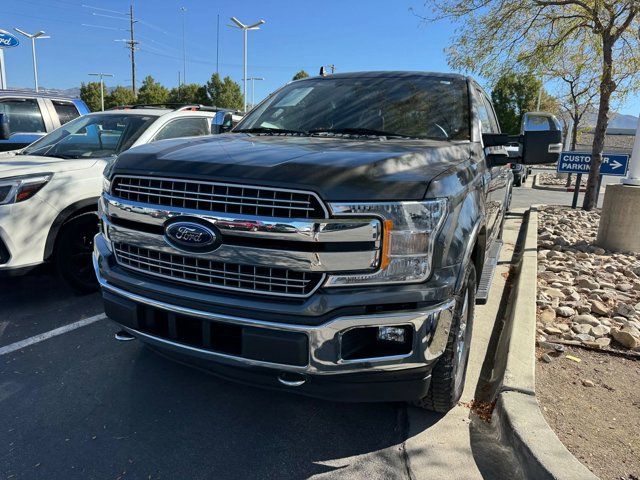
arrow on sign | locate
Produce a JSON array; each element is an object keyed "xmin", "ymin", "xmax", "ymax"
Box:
[{"xmin": 610, "ymin": 160, "xmax": 623, "ymax": 170}]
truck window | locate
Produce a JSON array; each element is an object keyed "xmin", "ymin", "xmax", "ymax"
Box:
[
  {"xmin": 0, "ymin": 98, "xmax": 46, "ymax": 134},
  {"xmin": 153, "ymin": 117, "xmax": 210, "ymax": 142},
  {"xmin": 475, "ymin": 91, "xmax": 496, "ymax": 134},
  {"xmin": 52, "ymin": 100, "xmax": 81, "ymax": 125}
]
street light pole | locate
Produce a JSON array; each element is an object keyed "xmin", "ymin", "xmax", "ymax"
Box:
[
  {"xmin": 14, "ymin": 28, "xmax": 50, "ymax": 92},
  {"xmin": 244, "ymin": 76, "xmax": 264, "ymax": 108},
  {"xmin": 180, "ymin": 6, "xmax": 187, "ymax": 85},
  {"xmin": 88, "ymin": 72, "xmax": 114, "ymax": 111},
  {"xmin": 228, "ymin": 17, "xmax": 265, "ymax": 112},
  {"xmin": 622, "ymin": 113, "xmax": 640, "ymax": 186}
]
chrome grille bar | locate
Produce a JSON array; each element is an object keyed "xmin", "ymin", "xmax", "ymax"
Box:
[
  {"xmin": 114, "ymin": 243, "xmax": 324, "ymax": 298},
  {"xmin": 111, "ymin": 175, "xmax": 327, "ymax": 219}
]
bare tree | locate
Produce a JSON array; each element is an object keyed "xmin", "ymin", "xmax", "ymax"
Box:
[{"xmin": 417, "ymin": 0, "xmax": 640, "ymax": 210}]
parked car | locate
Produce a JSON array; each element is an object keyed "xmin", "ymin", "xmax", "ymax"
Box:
[
  {"xmin": 95, "ymin": 72, "xmax": 561, "ymax": 411},
  {"xmin": 0, "ymin": 104, "xmax": 237, "ymax": 291},
  {"xmin": 0, "ymin": 89, "xmax": 90, "ymax": 151},
  {"xmin": 510, "ymin": 163, "xmax": 531, "ymax": 186}
]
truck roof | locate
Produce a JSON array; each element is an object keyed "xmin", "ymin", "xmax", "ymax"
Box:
[
  {"xmin": 297, "ymin": 71, "xmax": 470, "ymax": 81},
  {"xmin": 0, "ymin": 88, "xmax": 80, "ymax": 100}
]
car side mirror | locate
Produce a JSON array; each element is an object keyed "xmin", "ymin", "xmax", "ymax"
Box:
[
  {"xmin": 519, "ymin": 112, "xmax": 563, "ymax": 165},
  {"xmin": 0, "ymin": 114, "xmax": 10, "ymax": 141},
  {"xmin": 211, "ymin": 111, "xmax": 232, "ymax": 135}
]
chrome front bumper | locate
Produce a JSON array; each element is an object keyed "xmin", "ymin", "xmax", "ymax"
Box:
[{"xmin": 94, "ymin": 247, "xmax": 456, "ymax": 376}]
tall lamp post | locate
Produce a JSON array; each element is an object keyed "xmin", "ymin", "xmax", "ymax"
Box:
[
  {"xmin": 14, "ymin": 28, "xmax": 49, "ymax": 92},
  {"xmin": 228, "ymin": 17, "xmax": 265, "ymax": 112},
  {"xmin": 245, "ymin": 76, "xmax": 264, "ymax": 109},
  {"xmin": 88, "ymin": 72, "xmax": 114, "ymax": 111}
]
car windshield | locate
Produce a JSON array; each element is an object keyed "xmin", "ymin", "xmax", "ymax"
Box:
[
  {"xmin": 236, "ymin": 75, "xmax": 470, "ymax": 140},
  {"xmin": 21, "ymin": 113, "xmax": 157, "ymax": 159}
]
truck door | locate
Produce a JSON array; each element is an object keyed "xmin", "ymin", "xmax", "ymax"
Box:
[{"xmin": 476, "ymin": 89, "xmax": 509, "ymax": 243}]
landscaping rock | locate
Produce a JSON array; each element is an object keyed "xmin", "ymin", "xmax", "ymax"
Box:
[
  {"xmin": 611, "ymin": 328, "xmax": 640, "ymax": 349},
  {"xmin": 556, "ymin": 306, "xmax": 576, "ymax": 317},
  {"xmin": 573, "ymin": 314, "xmax": 600, "ymax": 326},
  {"xmin": 590, "ymin": 301, "xmax": 610, "ymax": 316}
]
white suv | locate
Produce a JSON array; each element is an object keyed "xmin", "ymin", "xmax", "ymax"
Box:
[{"xmin": 0, "ymin": 105, "xmax": 238, "ymax": 291}]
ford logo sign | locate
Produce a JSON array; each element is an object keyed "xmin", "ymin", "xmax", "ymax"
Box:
[
  {"xmin": 0, "ymin": 30, "xmax": 20, "ymax": 48},
  {"xmin": 164, "ymin": 220, "xmax": 220, "ymax": 253}
]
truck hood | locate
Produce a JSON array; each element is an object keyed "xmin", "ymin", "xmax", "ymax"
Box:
[
  {"xmin": 0, "ymin": 154, "xmax": 104, "ymax": 178},
  {"xmin": 110, "ymin": 134, "xmax": 471, "ymax": 201}
]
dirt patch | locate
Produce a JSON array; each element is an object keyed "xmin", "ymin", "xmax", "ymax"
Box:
[{"xmin": 536, "ymin": 346, "xmax": 640, "ymax": 479}]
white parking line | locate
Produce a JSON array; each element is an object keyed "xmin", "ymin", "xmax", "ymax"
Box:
[{"xmin": 0, "ymin": 313, "xmax": 107, "ymax": 356}]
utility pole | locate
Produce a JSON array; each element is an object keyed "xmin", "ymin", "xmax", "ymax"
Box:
[
  {"xmin": 229, "ymin": 17, "xmax": 265, "ymax": 112},
  {"xmin": 216, "ymin": 14, "xmax": 220, "ymax": 75},
  {"xmin": 128, "ymin": 3, "xmax": 137, "ymax": 95},
  {"xmin": 88, "ymin": 72, "xmax": 114, "ymax": 111},
  {"xmin": 14, "ymin": 28, "xmax": 49, "ymax": 92},
  {"xmin": 180, "ymin": 6, "xmax": 187, "ymax": 85}
]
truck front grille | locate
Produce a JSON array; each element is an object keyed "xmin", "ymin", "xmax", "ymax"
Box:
[
  {"xmin": 113, "ymin": 243, "xmax": 323, "ymax": 298},
  {"xmin": 111, "ymin": 175, "xmax": 326, "ymax": 219}
]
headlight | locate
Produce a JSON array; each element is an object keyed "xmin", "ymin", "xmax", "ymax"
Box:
[
  {"xmin": 0, "ymin": 173, "xmax": 53, "ymax": 205},
  {"xmin": 325, "ymin": 199, "xmax": 448, "ymax": 286}
]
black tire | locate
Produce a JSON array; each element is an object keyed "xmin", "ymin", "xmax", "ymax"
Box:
[
  {"xmin": 413, "ymin": 263, "xmax": 476, "ymax": 412},
  {"xmin": 55, "ymin": 211, "xmax": 99, "ymax": 293},
  {"xmin": 514, "ymin": 176, "xmax": 522, "ymax": 187}
]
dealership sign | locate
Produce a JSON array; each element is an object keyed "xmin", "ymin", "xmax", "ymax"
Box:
[{"xmin": 0, "ymin": 30, "xmax": 19, "ymax": 48}]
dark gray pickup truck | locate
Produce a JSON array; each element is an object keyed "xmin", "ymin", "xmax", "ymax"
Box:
[{"xmin": 94, "ymin": 72, "xmax": 561, "ymax": 412}]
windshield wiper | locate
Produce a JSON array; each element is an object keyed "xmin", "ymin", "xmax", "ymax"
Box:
[
  {"xmin": 235, "ymin": 127, "xmax": 308, "ymax": 135},
  {"xmin": 308, "ymin": 128, "xmax": 415, "ymax": 139}
]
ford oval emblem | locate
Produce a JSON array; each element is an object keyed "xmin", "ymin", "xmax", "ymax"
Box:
[
  {"xmin": 0, "ymin": 30, "xmax": 20, "ymax": 48},
  {"xmin": 165, "ymin": 220, "xmax": 220, "ymax": 253}
]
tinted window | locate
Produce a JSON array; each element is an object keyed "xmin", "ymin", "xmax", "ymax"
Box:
[
  {"xmin": 53, "ymin": 100, "xmax": 80, "ymax": 125},
  {"xmin": 238, "ymin": 76, "xmax": 470, "ymax": 140},
  {"xmin": 0, "ymin": 99, "xmax": 46, "ymax": 134},
  {"xmin": 153, "ymin": 117, "xmax": 210, "ymax": 141}
]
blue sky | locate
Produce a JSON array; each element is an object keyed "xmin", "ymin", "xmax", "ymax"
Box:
[{"xmin": 2, "ymin": 0, "xmax": 639, "ymax": 116}]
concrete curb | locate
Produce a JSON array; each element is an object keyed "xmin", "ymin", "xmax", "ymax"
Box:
[{"xmin": 494, "ymin": 206, "xmax": 599, "ymax": 480}]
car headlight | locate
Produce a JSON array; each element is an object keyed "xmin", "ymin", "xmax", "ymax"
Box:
[
  {"xmin": 325, "ymin": 199, "xmax": 448, "ymax": 286},
  {"xmin": 0, "ymin": 173, "xmax": 53, "ymax": 205}
]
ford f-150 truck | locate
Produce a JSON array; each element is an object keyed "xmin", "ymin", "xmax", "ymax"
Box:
[{"xmin": 94, "ymin": 72, "xmax": 561, "ymax": 412}]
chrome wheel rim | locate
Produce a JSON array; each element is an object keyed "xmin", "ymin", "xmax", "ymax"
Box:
[{"xmin": 454, "ymin": 292, "xmax": 470, "ymax": 393}]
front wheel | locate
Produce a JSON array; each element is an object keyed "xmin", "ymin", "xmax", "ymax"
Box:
[
  {"xmin": 413, "ymin": 263, "xmax": 476, "ymax": 412},
  {"xmin": 55, "ymin": 212, "xmax": 100, "ymax": 293}
]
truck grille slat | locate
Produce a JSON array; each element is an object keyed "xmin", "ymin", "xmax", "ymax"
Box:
[
  {"xmin": 111, "ymin": 176, "xmax": 326, "ymax": 219},
  {"xmin": 114, "ymin": 243, "xmax": 323, "ymax": 297}
]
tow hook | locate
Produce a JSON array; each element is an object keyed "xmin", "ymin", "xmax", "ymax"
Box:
[
  {"xmin": 277, "ymin": 372, "xmax": 306, "ymax": 387},
  {"xmin": 114, "ymin": 330, "xmax": 136, "ymax": 341}
]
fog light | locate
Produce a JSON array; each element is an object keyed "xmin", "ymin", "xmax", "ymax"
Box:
[{"xmin": 378, "ymin": 326, "xmax": 407, "ymax": 343}]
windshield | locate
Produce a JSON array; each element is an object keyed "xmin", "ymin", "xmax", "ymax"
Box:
[
  {"xmin": 236, "ymin": 75, "xmax": 470, "ymax": 140},
  {"xmin": 22, "ymin": 113, "xmax": 157, "ymax": 159}
]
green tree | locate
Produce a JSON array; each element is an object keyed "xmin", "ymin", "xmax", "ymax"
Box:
[
  {"xmin": 136, "ymin": 75, "xmax": 170, "ymax": 105},
  {"xmin": 205, "ymin": 73, "xmax": 243, "ymax": 110},
  {"xmin": 167, "ymin": 83, "xmax": 209, "ymax": 105},
  {"xmin": 419, "ymin": 0, "xmax": 640, "ymax": 210},
  {"xmin": 491, "ymin": 73, "xmax": 543, "ymax": 134},
  {"xmin": 292, "ymin": 70, "xmax": 309, "ymax": 81},
  {"xmin": 104, "ymin": 86, "xmax": 137, "ymax": 109},
  {"xmin": 79, "ymin": 82, "xmax": 106, "ymax": 112}
]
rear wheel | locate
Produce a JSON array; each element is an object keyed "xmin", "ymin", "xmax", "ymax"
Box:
[
  {"xmin": 514, "ymin": 175, "xmax": 522, "ymax": 187},
  {"xmin": 55, "ymin": 212, "xmax": 99, "ymax": 293},
  {"xmin": 413, "ymin": 263, "xmax": 476, "ymax": 412}
]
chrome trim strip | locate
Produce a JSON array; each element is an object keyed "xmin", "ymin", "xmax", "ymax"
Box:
[
  {"xmin": 106, "ymin": 219, "xmax": 379, "ymax": 274},
  {"xmin": 111, "ymin": 174, "xmax": 331, "ymax": 218},
  {"xmin": 103, "ymin": 194, "xmax": 381, "ymax": 244},
  {"xmin": 94, "ymin": 248, "xmax": 455, "ymax": 375}
]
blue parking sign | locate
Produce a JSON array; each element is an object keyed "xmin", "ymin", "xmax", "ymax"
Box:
[{"xmin": 557, "ymin": 152, "xmax": 629, "ymax": 177}]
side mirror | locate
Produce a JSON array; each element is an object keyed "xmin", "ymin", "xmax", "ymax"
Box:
[
  {"xmin": 211, "ymin": 111, "xmax": 232, "ymax": 135},
  {"xmin": 520, "ymin": 112, "xmax": 563, "ymax": 165},
  {"xmin": 0, "ymin": 114, "xmax": 10, "ymax": 141}
]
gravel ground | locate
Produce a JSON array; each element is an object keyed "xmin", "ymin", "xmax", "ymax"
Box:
[
  {"xmin": 539, "ymin": 173, "xmax": 580, "ymax": 187},
  {"xmin": 535, "ymin": 206, "xmax": 640, "ymax": 479},
  {"xmin": 536, "ymin": 347, "xmax": 640, "ymax": 480}
]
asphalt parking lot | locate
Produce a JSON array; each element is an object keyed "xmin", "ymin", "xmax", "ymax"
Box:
[{"xmin": 1, "ymin": 192, "xmax": 534, "ymax": 480}]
